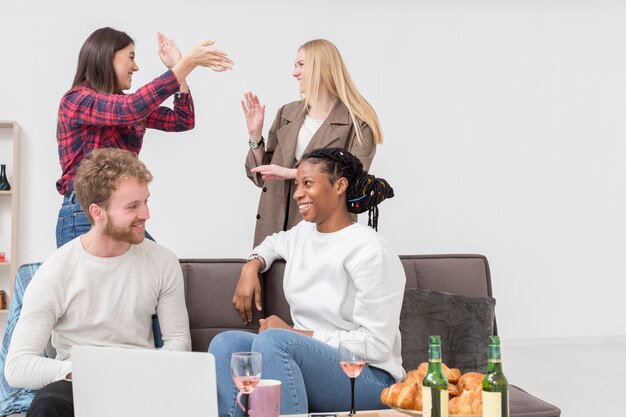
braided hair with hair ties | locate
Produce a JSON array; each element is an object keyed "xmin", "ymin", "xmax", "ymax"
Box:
[{"xmin": 299, "ymin": 147, "xmax": 394, "ymax": 230}]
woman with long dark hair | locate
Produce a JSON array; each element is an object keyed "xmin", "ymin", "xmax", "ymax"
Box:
[{"xmin": 56, "ymin": 27, "xmax": 233, "ymax": 248}]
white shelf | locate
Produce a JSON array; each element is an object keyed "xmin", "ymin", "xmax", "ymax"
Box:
[{"xmin": 0, "ymin": 120, "xmax": 20, "ymax": 309}]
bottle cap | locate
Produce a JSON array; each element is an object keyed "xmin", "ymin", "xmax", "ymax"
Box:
[
  {"xmin": 488, "ymin": 335, "xmax": 500, "ymax": 345},
  {"xmin": 429, "ymin": 335, "xmax": 441, "ymax": 345}
]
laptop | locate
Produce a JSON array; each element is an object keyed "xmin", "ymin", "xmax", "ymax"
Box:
[{"xmin": 71, "ymin": 346, "xmax": 218, "ymax": 417}]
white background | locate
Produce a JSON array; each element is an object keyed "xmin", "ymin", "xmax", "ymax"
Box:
[{"xmin": 0, "ymin": 0, "xmax": 624, "ymax": 341}]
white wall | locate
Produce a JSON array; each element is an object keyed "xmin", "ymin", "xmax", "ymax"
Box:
[{"xmin": 1, "ymin": 0, "xmax": 624, "ymax": 340}]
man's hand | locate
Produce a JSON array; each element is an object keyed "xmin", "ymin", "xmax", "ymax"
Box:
[{"xmin": 232, "ymin": 260, "xmax": 263, "ymax": 324}]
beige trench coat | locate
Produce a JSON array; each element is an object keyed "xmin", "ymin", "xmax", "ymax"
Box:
[{"xmin": 245, "ymin": 99, "xmax": 377, "ymax": 247}]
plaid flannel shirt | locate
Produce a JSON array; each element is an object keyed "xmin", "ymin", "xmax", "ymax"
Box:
[{"xmin": 56, "ymin": 69, "xmax": 194, "ymax": 195}]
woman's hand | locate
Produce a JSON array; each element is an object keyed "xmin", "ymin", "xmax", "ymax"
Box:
[
  {"xmin": 232, "ymin": 260, "xmax": 263, "ymax": 324},
  {"xmin": 259, "ymin": 316, "xmax": 313, "ymax": 336},
  {"xmin": 259, "ymin": 315, "xmax": 291, "ymax": 332},
  {"xmin": 171, "ymin": 39, "xmax": 233, "ymax": 87},
  {"xmin": 157, "ymin": 32, "xmax": 182, "ymax": 69},
  {"xmin": 241, "ymin": 91, "xmax": 265, "ymax": 141},
  {"xmin": 187, "ymin": 40, "xmax": 234, "ymax": 72},
  {"xmin": 250, "ymin": 165, "xmax": 296, "ymax": 181}
]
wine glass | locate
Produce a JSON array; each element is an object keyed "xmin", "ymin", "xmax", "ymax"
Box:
[
  {"xmin": 231, "ymin": 352, "xmax": 262, "ymax": 417},
  {"xmin": 339, "ymin": 340, "xmax": 367, "ymax": 417}
]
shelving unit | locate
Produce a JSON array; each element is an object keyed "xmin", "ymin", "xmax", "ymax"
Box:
[{"xmin": 0, "ymin": 121, "xmax": 20, "ymax": 314}]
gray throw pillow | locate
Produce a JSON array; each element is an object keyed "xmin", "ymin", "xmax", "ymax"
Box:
[{"xmin": 399, "ymin": 288, "xmax": 496, "ymax": 374}]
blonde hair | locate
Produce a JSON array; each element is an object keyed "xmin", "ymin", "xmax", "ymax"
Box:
[
  {"xmin": 300, "ymin": 39, "xmax": 383, "ymax": 145},
  {"xmin": 74, "ymin": 148, "xmax": 153, "ymax": 224}
]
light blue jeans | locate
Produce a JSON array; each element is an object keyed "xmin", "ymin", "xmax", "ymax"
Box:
[
  {"xmin": 56, "ymin": 192, "xmax": 92, "ymax": 249},
  {"xmin": 208, "ymin": 330, "xmax": 395, "ymax": 417}
]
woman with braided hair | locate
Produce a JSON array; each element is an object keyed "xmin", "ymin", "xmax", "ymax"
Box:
[{"xmin": 209, "ymin": 148, "xmax": 405, "ymax": 416}]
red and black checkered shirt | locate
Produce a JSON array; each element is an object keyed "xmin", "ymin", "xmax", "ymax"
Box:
[{"xmin": 56, "ymin": 69, "xmax": 195, "ymax": 195}]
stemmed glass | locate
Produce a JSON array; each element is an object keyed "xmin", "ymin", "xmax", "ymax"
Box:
[
  {"xmin": 231, "ymin": 352, "xmax": 262, "ymax": 417},
  {"xmin": 339, "ymin": 340, "xmax": 367, "ymax": 417}
]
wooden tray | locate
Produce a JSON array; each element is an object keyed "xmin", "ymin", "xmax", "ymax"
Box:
[{"xmin": 391, "ymin": 406, "xmax": 480, "ymax": 417}]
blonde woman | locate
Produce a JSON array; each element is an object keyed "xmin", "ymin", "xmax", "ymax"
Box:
[{"xmin": 242, "ymin": 39, "xmax": 383, "ymax": 247}]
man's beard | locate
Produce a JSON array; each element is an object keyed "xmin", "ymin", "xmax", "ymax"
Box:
[{"xmin": 104, "ymin": 214, "xmax": 145, "ymax": 245}]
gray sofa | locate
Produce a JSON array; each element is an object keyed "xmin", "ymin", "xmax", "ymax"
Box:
[
  {"xmin": 4, "ymin": 254, "xmax": 560, "ymax": 416},
  {"xmin": 181, "ymin": 254, "xmax": 561, "ymax": 417}
]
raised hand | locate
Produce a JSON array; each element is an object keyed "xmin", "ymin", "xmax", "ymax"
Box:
[
  {"xmin": 171, "ymin": 38, "xmax": 234, "ymax": 87},
  {"xmin": 241, "ymin": 91, "xmax": 266, "ymax": 140},
  {"xmin": 188, "ymin": 40, "xmax": 234, "ymax": 72},
  {"xmin": 157, "ymin": 32, "xmax": 182, "ymax": 69}
]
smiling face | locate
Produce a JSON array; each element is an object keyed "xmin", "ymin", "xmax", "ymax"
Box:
[
  {"xmin": 112, "ymin": 43, "xmax": 139, "ymax": 91},
  {"xmin": 101, "ymin": 177, "xmax": 150, "ymax": 244},
  {"xmin": 292, "ymin": 48, "xmax": 305, "ymax": 94},
  {"xmin": 293, "ymin": 160, "xmax": 350, "ymax": 232}
]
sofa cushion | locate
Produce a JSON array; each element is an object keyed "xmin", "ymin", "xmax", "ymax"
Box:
[
  {"xmin": 0, "ymin": 263, "xmax": 42, "ymax": 416},
  {"xmin": 399, "ymin": 288, "xmax": 496, "ymax": 374},
  {"xmin": 181, "ymin": 259, "xmax": 262, "ymax": 352}
]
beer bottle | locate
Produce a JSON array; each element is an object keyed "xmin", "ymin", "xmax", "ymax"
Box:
[
  {"xmin": 422, "ymin": 335, "xmax": 448, "ymax": 417},
  {"xmin": 482, "ymin": 336, "xmax": 509, "ymax": 417}
]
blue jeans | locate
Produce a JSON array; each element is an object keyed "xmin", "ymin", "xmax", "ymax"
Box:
[
  {"xmin": 55, "ymin": 193, "xmax": 162, "ymax": 346},
  {"xmin": 56, "ymin": 192, "xmax": 92, "ymax": 249},
  {"xmin": 208, "ymin": 330, "xmax": 395, "ymax": 417}
]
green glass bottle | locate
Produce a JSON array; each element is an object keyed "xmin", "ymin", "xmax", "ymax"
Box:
[
  {"xmin": 421, "ymin": 335, "xmax": 448, "ymax": 417},
  {"xmin": 482, "ymin": 336, "xmax": 509, "ymax": 417}
]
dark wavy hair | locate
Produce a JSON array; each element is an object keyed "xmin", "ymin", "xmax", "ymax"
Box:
[
  {"xmin": 299, "ymin": 147, "xmax": 394, "ymax": 230},
  {"xmin": 72, "ymin": 27, "xmax": 134, "ymax": 94}
]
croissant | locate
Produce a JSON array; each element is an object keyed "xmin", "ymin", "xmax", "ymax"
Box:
[
  {"xmin": 449, "ymin": 390, "xmax": 483, "ymax": 414},
  {"xmin": 396, "ymin": 380, "xmax": 423, "ymax": 410},
  {"xmin": 381, "ymin": 379, "xmax": 423, "ymax": 410},
  {"xmin": 415, "ymin": 361, "xmax": 461, "ymax": 384},
  {"xmin": 457, "ymin": 372, "xmax": 484, "ymax": 392},
  {"xmin": 380, "ymin": 382, "xmax": 406, "ymax": 407},
  {"xmin": 381, "ymin": 363, "xmax": 478, "ymax": 413},
  {"xmin": 448, "ymin": 383, "xmax": 459, "ymax": 397},
  {"xmin": 405, "ymin": 368, "xmax": 426, "ymax": 383}
]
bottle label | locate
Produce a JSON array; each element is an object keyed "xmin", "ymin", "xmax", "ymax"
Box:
[
  {"xmin": 421, "ymin": 387, "xmax": 449, "ymax": 417},
  {"xmin": 482, "ymin": 391, "xmax": 502, "ymax": 417},
  {"xmin": 439, "ymin": 389, "xmax": 449, "ymax": 417},
  {"xmin": 422, "ymin": 386, "xmax": 431, "ymax": 417}
]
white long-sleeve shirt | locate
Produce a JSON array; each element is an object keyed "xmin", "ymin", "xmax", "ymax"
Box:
[
  {"xmin": 5, "ymin": 238, "xmax": 191, "ymax": 389},
  {"xmin": 254, "ymin": 221, "xmax": 406, "ymax": 381}
]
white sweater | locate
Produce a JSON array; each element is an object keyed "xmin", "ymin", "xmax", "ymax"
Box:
[
  {"xmin": 254, "ymin": 221, "xmax": 406, "ymax": 381},
  {"xmin": 5, "ymin": 238, "xmax": 191, "ymax": 389}
]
